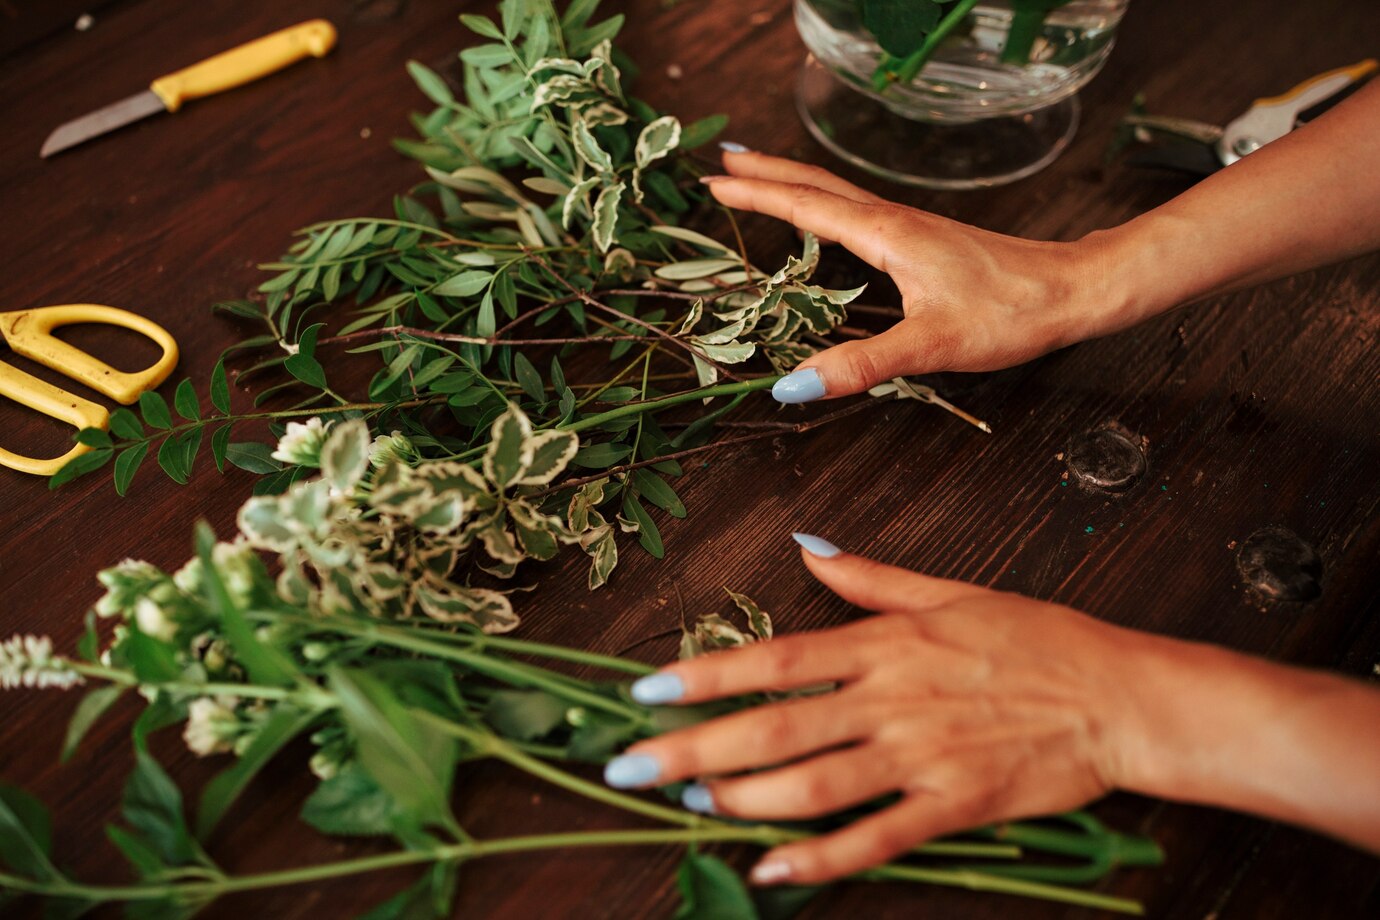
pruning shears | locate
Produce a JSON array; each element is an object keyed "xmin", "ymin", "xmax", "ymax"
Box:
[
  {"xmin": 0, "ymin": 305, "xmax": 178, "ymax": 476},
  {"xmin": 1119, "ymin": 59, "xmax": 1377, "ymax": 176}
]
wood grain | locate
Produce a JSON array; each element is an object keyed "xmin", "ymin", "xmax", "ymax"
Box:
[{"xmin": 1, "ymin": 0, "xmax": 1378, "ymax": 917}]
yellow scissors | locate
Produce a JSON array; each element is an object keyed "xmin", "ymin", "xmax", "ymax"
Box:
[{"xmin": 0, "ymin": 305, "xmax": 178, "ymax": 476}]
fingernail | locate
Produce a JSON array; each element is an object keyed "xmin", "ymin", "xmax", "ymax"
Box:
[
  {"xmin": 630, "ymin": 672, "xmax": 685, "ymax": 705},
  {"xmin": 749, "ymin": 858, "xmax": 794, "ymax": 886},
  {"xmin": 772, "ymin": 368, "xmax": 825, "ymax": 403},
  {"xmin": 681, "ymin": 783, "xmax": 716, "ymax": 814},
  {"xmin": 603, "ymin": 754, "xmax": 662, "ymax": 788},
  {"xmin": 792, "ymin": 532, "xmax": 841, "ymax": 558},
  {"xmin": 719, "ymin": 141, "xmax": 751, "ymax": 154},
  {"xmin": 699, "ymin": 175, "xmax": 728, "ymax": 184}
]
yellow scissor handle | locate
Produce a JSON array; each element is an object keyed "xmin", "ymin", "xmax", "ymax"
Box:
[
  {"xmin": 0, "ymin": 304, "xmax": 178, "ymax": 405},
  {"xmin": 1253, "ymin": 59, "xmax": 1378, "ymax": 109},
  {"xmin": 149, "ymin": 19, "xmax": 337, "ymax": 113},
  {"xmin": 0, "ymin": 361, "xmax": 109, "ymax": 476}
]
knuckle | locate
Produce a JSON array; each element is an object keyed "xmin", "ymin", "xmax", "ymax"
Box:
[{"xmin": 836, "ymin": 342, "xmax": 883, "ymax": 389}]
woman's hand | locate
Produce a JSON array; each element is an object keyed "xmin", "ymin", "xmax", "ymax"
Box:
[
  {"xmin": 702, "ymin": 148, "xmax": 1122, "ymax": 402},
  {"xmin": 603, "ymin": 534, "xmax": 1380, "ymax": 885},
  {"xmin": 603, "ymin": 533, "xmax": 1156, "ymax": 885}
]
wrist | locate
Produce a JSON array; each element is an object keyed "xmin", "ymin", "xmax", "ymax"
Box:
[
  {"xmin": 1068, "ymin": 213, "xmax": 1206, "ymax": 340},
  {"xmin": 1107, "ymin": 631, "xmax": 1380, "ymax": 848}
]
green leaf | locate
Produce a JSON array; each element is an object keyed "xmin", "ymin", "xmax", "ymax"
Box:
[
  {"xmin": 623, "ymin": 493, "xmax": 664, "ymax": 557},
  {"xmin": 225, "ymin": 442, "xmax": 282, "ymax": 474},
  {"xmin": 572, "ymin": 119, "xmax": 614, "ymax": 174},
  {"xmin": 571, "ymin": 441, "xmax": 630, "ymax": 468},
  {"xmin": 197, "ymin": 706, "xmax": 318, "ymax": 839},
  {"xmin": 285, "ymin": 352, "xmax": 328, "ymax": 389},
  {"xmin": 327, "ymin": 667, "xmax": 459, "ymax": 830},
  {"xmin": 48, "ymin": 447, "xmax": 112, "ymax": 489},
  {"xmin": 633, "ymin": 469, "xmax": 686, "ymax": 518},
  {"xmin": 106, "ymin": 823, "xmax": 165, "ymax": 878},
  {"xmin": 62, "ymin": 685, "xmax": 125, "ymax": 763},
  {"xmin": 591, "ymin": 181, "xmax": 624, "ymax": 252},
  {"xmin": 320, "ymin": 418, "xmax": 371, "ymax": 492},
  {"xmin": 460, "ymin": 13, "xmax": 504, "ymax": 40},
  {"xmin": 514, "ymin": 430, "xmax": 578, "ymax": 486},
  {"xmin": 122, "ymin": 751, "xmax": 202, "ymax": 867},
  {"xmin": 210, "ymin": 359, "xmax": 231, "ymax": 414},
  {"xmin": 123, "ymin": 625, "xmax": 182, "ymax": 683},
  {"xmin": 196, "ymin": 523, "xmax": 297, "ymax": 687},
  {"xmin": 0, "ymin": 784, "xmax": 59, "ymax": 880},
  {"xmin": 486, "ymin": 690, "xmax": 567, "ymax": 741},
  {"xmin": 173, "ymin": 379, "xmax": 200, "ymax": 421},
  {"xmin": 433, "ymin": 270, "xmax": 492, "ymax": 297},
  {"xmin": 513, "ymin": 352, "xmax": 545, "ymax": 404},
  {"xmin": 114, "ymin": 442, "xmax": 149, "ymax": 496},
  {"xmin": 674, "ymin": 851, "xmax": 758, "ymax": 920},
  {"xmin": 139, "ymin": 390, "xmax": 172, "ymax": 429},
  {"xmin": 108, "ymin": 407, "xmax": 144, "ymax": 440},
  {"xmin": 75, "ymin": 426, "xmax": 112, "ymax": 448},
  {"xmin": 301, "ymin": 764, "xmax": 399, "ymax": 837},
  {"xmin": 76, "ymin": 611, "xmax": 100, "ymax": 663},
  {"xmin": 483, "ymin": 404, "xmax": 532, "ymax": 487},
  {"xmin": 634, "ymin": 115, "xmax": 682, "ymax": 169},
  {"xmin": 861, "ymin": 0, "xmax": 944, "ymax": 57},
  {"xmin": 406, "ymin": 60, "xmax": 455, "ymax": 106},
  {"xmin": 210, "ymin": 425, "xmax": 231, "ymax": 474},
  {"xmin": 157, "ymin": 433, "xmax": 189, "ymax": 485},
  {"xmin": 679, "ymin": 113, "xmax": 729, "ymax": 149}
]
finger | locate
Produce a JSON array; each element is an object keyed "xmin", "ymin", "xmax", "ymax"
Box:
[
  {"xmin": 749, "ymin": 791, "xmax": 985, "ymax": 886},
  {"xmin": 629, "ymin": 618, "xmax": 883, "ymax": 707},
  {"xmin": 720, "ymin": 149, "xmax": 884, "ymax": 205},
  {"xmin": 782, "ymin": 320, "xmax": 965, "ymax": 399},
  {"xmin": 621, "ymin": 691, "xmax": 873, "ymax": 785},
  {"xmin": 690, "ymin": 743, "xmax": 900, "ymax": 821},
  {"xmin": 702, "ymin": 176, "xmax": 895, "ymax": 271},
  {"xmin": 794, "ymin": 539, "xmax": 985, "ymax": 613}
]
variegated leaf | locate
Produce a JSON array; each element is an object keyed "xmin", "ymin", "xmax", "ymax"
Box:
[
  {"xmin": 483, "ymin": 404, "xmax": 535, "ymax": 488},
  {"xmin": 514, "ymin": 429, "xmax": 579, "ymax": 485}
]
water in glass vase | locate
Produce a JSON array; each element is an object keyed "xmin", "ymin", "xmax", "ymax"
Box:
[{"xmin": 795, "ymin": 0, "xmax": 1130, "ymax": 188}]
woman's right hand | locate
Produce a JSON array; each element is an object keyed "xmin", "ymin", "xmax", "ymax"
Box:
[{"xmin": 703, "ymin": 148, "xmax": 1125, "ymax": 402}]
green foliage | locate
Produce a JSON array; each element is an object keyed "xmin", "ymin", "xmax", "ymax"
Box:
[{"xmin": 675, "ymin": 851, "xmax": 758, "ymax": 919}]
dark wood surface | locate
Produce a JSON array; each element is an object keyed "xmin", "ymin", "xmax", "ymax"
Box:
[{"xmin": 2, "ymin": 0, "xmax": 1379, "ymax": 917}]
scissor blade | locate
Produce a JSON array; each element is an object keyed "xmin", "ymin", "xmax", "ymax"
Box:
[{"xmin": 40, "ymin": 90, "xmax": 166, "ymax": 158}]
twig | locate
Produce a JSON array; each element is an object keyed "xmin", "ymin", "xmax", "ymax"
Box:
[
  {"xmin": 525, "ymin": 248, "xmax": 744, "ymax": 382},
  {"xmin": 530, "ymin": 398, "xmax": 886, "ymax": 498}
]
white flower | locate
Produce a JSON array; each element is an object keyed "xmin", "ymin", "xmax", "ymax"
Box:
[
  {"xmin": 271, "ymin": 417, "xmax": 332, "ymax": 467},
  {"xmin": 134, "ymin": 597, "xmax": 178, "ymax": 642},
  {"xmin": 94, "ymin": 558, "xmax": 163, "ymax": 618},
  {"xmin": 368, "ymin": 430, "xmax": 415, "ymax": 468},
  {"xmin": 0, "ymin": 634, "xmax": 83, "ymax": 691},
  {"xmin": 183, "ymin": 696, "xmax": 240, "ymax": 757}
]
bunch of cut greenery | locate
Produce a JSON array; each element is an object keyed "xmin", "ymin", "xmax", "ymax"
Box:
[
  {"xmin": 54, "ymin": 0, "xmax": 980, "ymax": 624},
  {"xmin": 3, "ymin": 418, "xmax": 1163, "ymax": 918}
]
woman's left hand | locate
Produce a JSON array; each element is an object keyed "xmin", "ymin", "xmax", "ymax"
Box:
[{"xmin": 602, "ymin": 535, "xmax": 1159, "ymax": 886}]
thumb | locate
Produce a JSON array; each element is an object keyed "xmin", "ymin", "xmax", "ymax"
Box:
[
  {"xmin": 772, "ymin": 321, "xmax": 953, "ymax": 402},
  {"xmin": 791, "ymin": 533, "xmax": 983, "ymax": 613}
]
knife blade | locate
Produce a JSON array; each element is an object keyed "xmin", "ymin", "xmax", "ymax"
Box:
[{"xmin": 40, "ymin": 18, "xmax": 337, "ymax": 158}]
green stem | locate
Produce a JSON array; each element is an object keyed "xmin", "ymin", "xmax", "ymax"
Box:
[
  {"xmin": 68, "ymin": 662, "xmax": 332, "ymax": 708},
  {"xmin": 1000, "ymin": 7, "xmax": 1047, "ymax": 65},
  {"xmin": 871, "ymin": 0, "xmax": 983, "ymax": 91},
  {"xmin": 420, "ymin": 628, "xmax": 655, "ymax": 676},
  {"xmin": 562, "ymin": 375, "xmax": 780, "ymax": 435},
  {"xmin": 0, "ymin": 828, "xmax": 1135, "ymax": 912}
]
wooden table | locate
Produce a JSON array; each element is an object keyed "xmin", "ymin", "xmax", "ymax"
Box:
[{"xmin": 2, "ymin": 1, "xmax": 1378, "ymax": 916}]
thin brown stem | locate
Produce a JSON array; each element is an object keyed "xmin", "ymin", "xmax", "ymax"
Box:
[
  {"xmin": 529, "ymin": 397, "xmax": 885, "ymax": 498},
  {"xmin": 525, "ymin": 249, "xmax": 744, "ymax": 382}
]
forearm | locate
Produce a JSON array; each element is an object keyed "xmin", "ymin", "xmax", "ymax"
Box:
[
  {"xmin": 1117, "ymin": 633, "xmax": 1380, "ymax": 852},
  {"xmin": 1077, "ymin": 80, "xmax": 1380, "ymax": 337}
]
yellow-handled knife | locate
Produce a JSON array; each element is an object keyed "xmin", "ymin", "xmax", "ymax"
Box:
[{"xmin": 40, "ymin": 19, "xmax": 337, "ymax": 158}]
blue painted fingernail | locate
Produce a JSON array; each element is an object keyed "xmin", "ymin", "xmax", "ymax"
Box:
[
  {"xmin": 604, "ymin": 754, "xmax": 662, "ymax": 788},
  {"xmin": 719, "ymin": 141, "xmax": 751, "ymax": 154},
  {"xmin": 793, "ymin": 532, "xmax": 841, "ymax": 558},
  {"xmin": 631, "ymin": 672, "xmax": 685, "ymax": 705},
  {"xmin": 772, "ymin": 368, "xmax": 825, "ymax": 403},
  {"xmin": 681, "ymin": 783, "xmax": 716, "ymax": 814}
]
